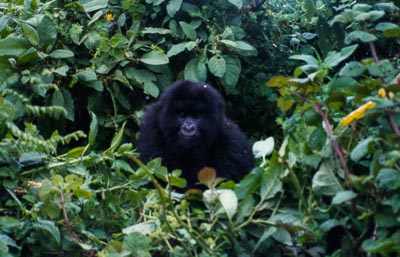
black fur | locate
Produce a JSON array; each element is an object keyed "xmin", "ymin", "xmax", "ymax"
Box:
[{"xmin": 138, "ymin": 80, "xmax": 254, "ymax": 187}]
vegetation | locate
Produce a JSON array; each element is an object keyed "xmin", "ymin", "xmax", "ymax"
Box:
[{"xmin": 1, "ymin": 0, "xmax": 400, "ymax": 256}]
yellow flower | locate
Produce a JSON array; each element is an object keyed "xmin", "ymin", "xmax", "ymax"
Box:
[
  {"xmin": 105, "ymin": 13, "xmax": 115, "ymax": 21},
  {"xmin": 378, "ymin": 88, "xmax": 387, "ymax": 98},
  {"xmin": 340, "ymin": 101, "xmax": 376, "ymax": 126}
]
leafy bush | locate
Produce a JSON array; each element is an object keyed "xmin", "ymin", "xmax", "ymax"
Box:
[{"xmin": 1, "ymin": 0, "xmax": 400, "ymax": 257}]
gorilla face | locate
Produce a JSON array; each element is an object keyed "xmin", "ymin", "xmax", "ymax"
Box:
[{"xmin": 158, "ymin": 83, "xmax": 223, "ymax": 149}]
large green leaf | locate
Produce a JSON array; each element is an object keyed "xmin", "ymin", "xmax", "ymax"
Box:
[
  {"xmin": 22, "ymin": 23, "xmax": 39, "ymax": 46},
  {"xmin": 179, "ymin": 21, "xmax": 197, "ymax": 40},
  {"xmin": 36, "ymin": 15, "xmax": 57, "ymax": 46},
  {"xmin": 166, "ymin": 0, "xmax": 182, "ymax": 17},
  {"xmin": 220, "ymin": 55, "xmax": 241, "ymax": 89},
  {"xmin": 323, "ymin": 44, "xmax": 358, "ymax": 69},
  {"xmin": 51, "ymin": 88, "xmax": 75, "ymax": 121},
  {"xmin": 312, "ymin": 162, "xmax": 343, "ymax": 195},
  {"xmin": 345, "ymin": 31, "xmax": 377, "ymax": 44},
  {"xmin": 228, "ymin": 0, "xmax": 242, "ymax": 9},
  {"xmin": 79, "ymin": 0, "xmax": 108, "ymax": 13},
  {"xmin": 208, "ymin": 55, "xmax": 226, "ymax": 78},
  {"xmin": 49, "ymin": 49, "xmax": 74, "ymax": 59},
  {"xmin": 0, "ymin": 36, "xmax": 30, "ymax": 57},
  {"xmin": 339, "ymin": 61, "xmax": 366, "ymax": 77},
  {"xmin": 375, "ymin": 22, "xmax": 400, "ymax": 38},
  {"xmin": 167, "ymin": 42, "xmax": 187, "ymax": 57},
  {"xmin": 140, "ymin": 50, "xmax": 169, "ymax": 65},
  {"xmin": 350, "ymin": 137, "xmax": 374, "ymax": 162},
  {"xmin": 184, "ymin": 57, "xmax": 207, "ymax": 82}
]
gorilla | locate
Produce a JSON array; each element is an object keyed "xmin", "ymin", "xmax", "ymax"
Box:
[{"xmin": 138, "ymin": 80, "xmax": 254, "ymax": 187}]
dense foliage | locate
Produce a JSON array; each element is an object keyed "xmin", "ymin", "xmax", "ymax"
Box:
[{"xmin": 1, "ymin": 0, "xmax": 400, "ymax": 256}]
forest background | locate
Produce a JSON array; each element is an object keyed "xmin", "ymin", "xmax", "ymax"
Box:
[{"xmin": 1, "ymin": 0, "xmax": 400, "ymax": 256}]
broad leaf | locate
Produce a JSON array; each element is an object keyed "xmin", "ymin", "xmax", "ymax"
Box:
[
  {"xmin": 228, "ymin": 0, "xmax": 242, "ymax": 9},
  {"xmin": 140, "ymin": 50, "xmax": 169, "ymax": 65},
  {"xmin": 345, "ymin": 31, "xmax": 377, "ymax": 44},
  {"xmin": 184, "ymin": 57, "xmax": 207, "ymax": 82},
  {"xmin": 332, "ymin": 190, "xmax": 357, "ymax": 205},
  {"xmin": 312, "ymin": 162, "xmax": 343, "ymax": 195},
  {"xmin": 220, "ymin": 56, "xmax": 241, "ymax": 89},
  {"xmin": 167, "ymin": 0, "xmax": 182, "ymax": 17},
  {"xmin": 339, "ymin": 61, "xmax": 366, "ymax": 77},
  {"xmin": 208, "ymin": 55, "xmax": 226, "ymax": 78},
  {"xmin": 179, "ymin": 21, "xmax": 197, "ymax": 40}
]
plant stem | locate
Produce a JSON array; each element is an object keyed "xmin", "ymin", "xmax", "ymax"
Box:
[
  {"xmin": 60, "ymin": 190, "xmax": 82, "ymax": 243},
  {"xmin": 313, "ymin": 105, "xmax": 357, "ymax": 215}
]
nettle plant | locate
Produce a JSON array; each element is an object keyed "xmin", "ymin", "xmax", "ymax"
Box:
[{"xmin": 268, "ymin": 1, "xmax": 400, "ymax": 256}]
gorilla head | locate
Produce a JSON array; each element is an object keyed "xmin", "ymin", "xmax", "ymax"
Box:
[{"xmin": 138, "ymin": 80, "xmax": 254, "ymax": 187}]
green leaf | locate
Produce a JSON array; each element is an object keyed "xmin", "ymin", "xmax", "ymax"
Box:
[
  {"xmin": 74, "ymin": 189, "xmax": 94, "ymax": 199},
  {"xmin": 375, "ymin": 22, "xmax": 400, "ymax": 38},
  {"xmin": 339, "ymin": 61, "xmax": 366, "ymax": 77},
  {"xmin": 323, "ymin": 44, "xmax": 358, "ymax": 69},
  {"xmin": 77, "ymin": 70, "xmax": 97, "ymax": 81},
  {"xmin": 228, "ymin": 0, "xmax": 243, "ymax": 9},
  {"xmin": 236, "ymin": 195, "xmax": 255, "ymax": 222},
  {"xmin": 34, "ymin": 220, "xmax": 61, "ymax": 246},
  {"xmin": 49, "ymin": 49, "xmax": 74, "ymax": 59},
  {"xmin": 88, "ymin": 112, "xmax": 98, "ymax": 147},
  {"xmin": 122, "ymin": 222, "xmax": 156, "ymax": 235},
  {"xmin": 376, "ymin": 168, "xmax": 400, "ymax": 190},
  {"xmin": 368, "ymin": 59, "xmax": 396, "ymax": 78},
  {"xmin": 307, "ymin": 127, "xmax": 327, "ymax": 151},
  {"xmin": 140, "ymin": 50, "xmax": 169, "ymax": 65},
  {"xmin": 350, "ymin": 137, "xmax": 374, "ymax": 162},
  {"xmin": 345, "ymin": 31, "xmax": 377, "ymax": 44},
  {"xmin": 208, "ymin": 55, "xmax": 226, "ymax": 78},
  {"xmin": 179, "ymin": 21, "xmax": 197, "ymax": 40},
  {"xmin": 51, "ymin": 88, "xmax": 75, "ymax": 121},
  {"xmin": 108, "ymin": 122, "xmax": 126, "ymax": 152},
  {"xmin": 289, "ymin": 54, "xmax": 319, "ymax": 66},
  {"xmin": 22, "ymin": 23, "xmax": 39, "ymax": 46},
  {"xmin": 374, "ymin": 2, "xmax": 399, "ymax": 11},
  {"xmin": 233, "ymin": 41, "xmax": 257, "ymax": 56},
  {"xmin": 144, "ymin": 81, "xmax": 160, "ymax": 98},
  {"xmin": 218, "ymin": 189, "xmax": 238, "ymax": 221},
  {"xmin": 141, "ymin": 27, "xmax": 172, "ymax": 35},
  {"xmin": 123, "ymin": 232, "xmax": 151, "ymax": 257},
  {"xmin": 312, "ymin": 162, "xmax": 343, "ymax": 195},
  {"xmin": 166, "ymin": 0, "xmax": 182, "ymax": 17},
  {"xmin": 36, "ymin": 15, "xmax": 57, "ymax": 46},
  {"xmin": 254, "ymin": 227, "xmax": 277, "ymax": 252},
  {"xmin": 304, "ymin": 0, "xmax": 316, "ymax": 21},
  {"xmin": 167, "ymin": 42, "xmax": 187, "ymax": 57},
  {"xmin": 79, "ymin": 0, "xmax": 108, "ymax": 13},
  {"xmin": 235, "ymin": 167, "xmax": 263, "ymax": 199},
  {"xmin": 0, "ymin": 36, "xmax": 30, "ymax": 57},
  {"xmin": 220, "ymin": 55, "xmax": 241, "ymax": 89},
  {"xmin": 332, "ymin": 190, "xmax": 357, "ymax": 205},
  {"xmin": 184, "ymin": 57, "xmax": 207, "ymax": 82},
  {"xmin": 260, "ymin": 161, "xmax": 282, "ymax": 200}
]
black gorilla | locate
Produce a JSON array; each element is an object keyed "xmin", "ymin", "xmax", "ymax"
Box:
[{"xmin": 138, "ymin": 80, "xmax": 254, "ymax": 187}]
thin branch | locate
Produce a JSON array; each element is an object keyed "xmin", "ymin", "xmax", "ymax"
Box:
[
  {"xmin": 60, "ymin": 190, "xmax": 82, "ymax": 243},
  {"xmin": 313, "ymin": 105, "xmax": 357, "ymax": 215}
]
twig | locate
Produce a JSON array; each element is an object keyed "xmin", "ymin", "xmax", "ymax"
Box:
[
  {"xmin": 60, "ymin": 190, "xmax": 82, "ymax": 243},
  {"xmin": 313, "ymin": 105, "xmax": 357, "ymax": 215}
]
